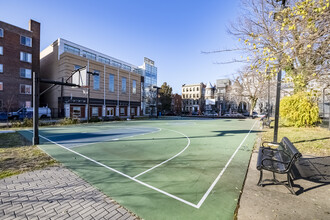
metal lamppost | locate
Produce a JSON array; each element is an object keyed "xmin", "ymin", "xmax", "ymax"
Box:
[
  {"xmin": 87, "ymin": 71, "xmax": 99, "ymax": 123},
  {"xmin": 152, "ymin": 86, "xmax": 161, "ymax": 118},
  {"xmin": 267, "ymin": 75, "xmax": 271, "ymax": 120},
  {"xmin": 273, "ymin": 0, "xmax": 286, "ymax": 143}
]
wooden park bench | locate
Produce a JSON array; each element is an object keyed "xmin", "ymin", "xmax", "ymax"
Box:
[
  {"xmin": 262, "ymin": 117, "xmax": 273, "ymax": 128},
  {"xmin": 256, "ymin": 137, "xmax": 302, "ymax": 194}
]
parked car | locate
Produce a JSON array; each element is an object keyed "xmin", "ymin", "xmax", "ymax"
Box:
[
  {"xmin": 223, "ymin": 113, "xmax": 244, "ymax": 118},
  {"xmin": 252, "ymin": 111, "xmax": 258, "ymax": 119},
  {"xmin": 251, "ymin": 111, "xmax": 267, "ymax": 119},
  {"xmin": 242, "ymin": 111, "xmax": 250, "ymax": 117},
  {"xmin": 204, "ymin": 112, "xmax": 218, "ymax": 117},
  {"xmin": 0, "ymin": 112, "xmax": 8, "ymax": 120},
  {"xmin": 8, "ymin": 107, "xmax": 51, "ymax": 120}
]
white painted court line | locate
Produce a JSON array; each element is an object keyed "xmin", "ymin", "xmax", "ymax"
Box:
[
  {"xmin": 25, "ymin": 130, "xmax": 198, "ymax": 208},
  {"xmin": 133, "ymin": 128, "xmax": 191, "ymax": 179},
  {"xmin": 25, "ymin": 120, "xmax": 257, "ymax": 209},
  {"xmin": 195, "ymin": 120, "xmax": 258, "ymax": 208}
]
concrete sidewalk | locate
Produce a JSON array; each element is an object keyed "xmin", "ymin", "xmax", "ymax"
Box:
[
  {"xmin": 0, "ymin": 166, "xmax": 138, "ymax": 220},
  {"xmin": 237, "ymin": 151, "xmax": 330, "ymax": 220}
]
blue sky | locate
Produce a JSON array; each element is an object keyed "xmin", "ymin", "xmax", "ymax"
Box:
[{"xmin": 0, "ymin": 0, "xmax": 244, "ymax": 93}]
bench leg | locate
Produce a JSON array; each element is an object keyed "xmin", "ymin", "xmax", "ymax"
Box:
[
  {"xmin": 286, "ymin": 173, "xmax": 296, "ymax": 195},
  {"xmin": 257, "ymin": 170, "xmax": 263, "ymax": 186}
]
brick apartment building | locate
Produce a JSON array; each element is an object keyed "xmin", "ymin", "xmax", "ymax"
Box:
[
  {"xmin": 40, "ymin": 38, "xmax": 142, "ymax": 118},
  {"xmin": 0, "ymin": 19, "xmax": 40, "ymax": 111},
  {"xmin": 182, "ymin": 83, "xmax": 205, "ymax": 114}
]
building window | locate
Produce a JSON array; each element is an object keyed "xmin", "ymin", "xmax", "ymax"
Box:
[
  {"xmin": 0, "ymin": 82, "xmax": 3, "ymax": 91},
  {"xmin": 0, "ymin": 64, "xmax": 3, "ymax": 73},
  {"xmin": 106, "ymin": 107, "xmax": 114, "ymax": 116},
  {"xmin": 0, "ymin": 46, "xmax": 3, "ymax": 55},
  {"xmin": 73, "ymin": 107, "xmax": 81, "ymax": 118},
  {"xmin": 99, "ymin": 56, "xmax": 110, "ymax": 65},
  {"xmin": 64, "ymin": 44, "xmax": 80, "ymax": 56},
  {"xmin": 93, "ymin": 70, "xmax": 100, "ymax": 90},
  {"xmin": 20, "ymin": 68, "xmax": 32, "ymax": 79},
  {"xmin": 20, "ymin": 52, "xmax": 32, "ymax": 63},
  {"xmin": 197, "ymin": 87, "xmax": 199, "ymax": 91},
  {"xmin": 92, "ymin": 107, "xmax": 99, "ymax": 117},
  {"xmin": 20, "ymin": 84, "xmax": 32, "ymax": 94},
  {"xmin": 82, "ymin": 50, "xmax": 96, "ymax": 60},
  {"xmin": 25, "ymin": 101, "xmax": 31, "ymax": 108},
  {"xmin": 122, "ymin": 64, "xmax": 131, "ymax": 72},
  {"xmin": 0, "ymin": 28, "xmax": 3, "ymax": 37},
  {"xmin": 120, "ymin": 107, "xmax": 125, "ymax": 115},
  {"xmin": 20, "ymin": 36, "xmax": 32, "ymax": 47},
  {"xmin": 131, "ymin": 108, "xmax": 135, "ymax": 115},
  {"xmin": 111, "ymin": 60, "xmax": 121, "ymax": 68},
  {"xmin": 132, "ymin": 80, "xmax": 137, "ymax": 94},
  {"xmin": 109, "ymin": 74, "xmax": 115, "ymax": 92},
  {"xmin": 121, "ymin": 77, "xmax": 126, "ymax": 93}
]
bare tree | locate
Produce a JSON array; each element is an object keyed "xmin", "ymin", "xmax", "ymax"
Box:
[
  {"xmin": 206, "ymin": 0, "xmax": 329, "ymax": 93},
  {"xmin": 238, "ymin": 66, "xmax": 269, "ymax": 115}
]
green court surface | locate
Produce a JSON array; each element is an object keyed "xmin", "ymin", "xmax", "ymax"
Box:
[{"xmin": 20, "ymin": 118, "xmax": 259, "ymax": 220}]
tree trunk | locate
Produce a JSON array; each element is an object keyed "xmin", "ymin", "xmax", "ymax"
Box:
[{"xmin": 249, "ymin": 97, "xmax": 258, "ymax": 116}]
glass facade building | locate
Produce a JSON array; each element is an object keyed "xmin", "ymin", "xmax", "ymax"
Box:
[{"xmin": 138, "ymin": 57, "xmax": 158, "ymax": 116}]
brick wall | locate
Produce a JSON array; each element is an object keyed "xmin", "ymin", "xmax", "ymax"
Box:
[{"xmin": 0, "ymin": 20, "xmax": 40, "ymax": 111}]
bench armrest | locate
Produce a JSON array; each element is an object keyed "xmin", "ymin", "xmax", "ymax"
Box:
[{"xmin": 262, "ymin": 141, "xmax": 280, "ymax": 147}]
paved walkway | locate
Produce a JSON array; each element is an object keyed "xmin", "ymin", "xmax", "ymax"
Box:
[
  {"xmin": 237, "ymin": 151, "xmax": 330, "ymax": 220},
  {"xmin": 0, "ymin": 167, "xmax": 138, "ymax": 220}
]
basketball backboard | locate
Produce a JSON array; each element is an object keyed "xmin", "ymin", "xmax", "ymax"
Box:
[{"xmin": 72, "ymin": 67, "xmax": 88, "ymax": 87}]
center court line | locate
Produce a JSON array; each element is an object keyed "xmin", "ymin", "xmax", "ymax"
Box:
[
  {"xmin": 26, "ymin": 130, "xmax": 198, "ymax": 209},
  {"xmin": 132, "ymin": 128, "xmax": 191, "ymax": 179},
  {"xmin": 26, "ymin": 120, "xmax": 257, "ymax": 209}
]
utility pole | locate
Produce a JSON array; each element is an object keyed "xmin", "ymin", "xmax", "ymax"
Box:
[
  {"xmin": 33, "ymin": 72, "xmax": 39, "ymax": 145},
  {"xmin": 273, "ymin": 0, "xmax": 286, "ymax": 143}
]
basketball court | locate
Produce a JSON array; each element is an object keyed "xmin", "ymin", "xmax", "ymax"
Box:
[{"xmin": 20, "ymin": 118, "xmax": 259, "ymax": 219}]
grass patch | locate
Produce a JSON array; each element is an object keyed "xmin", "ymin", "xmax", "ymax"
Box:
[
  {"xmin": 261, "ymin": 126, "xmax": 330, "ymax": 156},
  {"xmin": 0, "ymin": 132, "xmax": 57, "ymax": 179}
]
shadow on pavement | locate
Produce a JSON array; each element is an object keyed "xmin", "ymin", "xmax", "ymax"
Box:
[{"xmin": 292, "ymin": 156, "xmax": 330, "ymax": 195}]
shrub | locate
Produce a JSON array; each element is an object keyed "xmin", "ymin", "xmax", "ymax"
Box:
[
  {"xmin": 11, "ymin": 118, "xmax": 33, "ymax": 127},
  {"xmin": 280, "ymin": 91, "xmax": 321, "ymax": 127},
  {"xmin": 60, "ymin": 117, "xmax": 79, "ymax": 125},
  {"xmin": 22, "ymin": 118, "xmax": 33, "ymax": 127}
]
